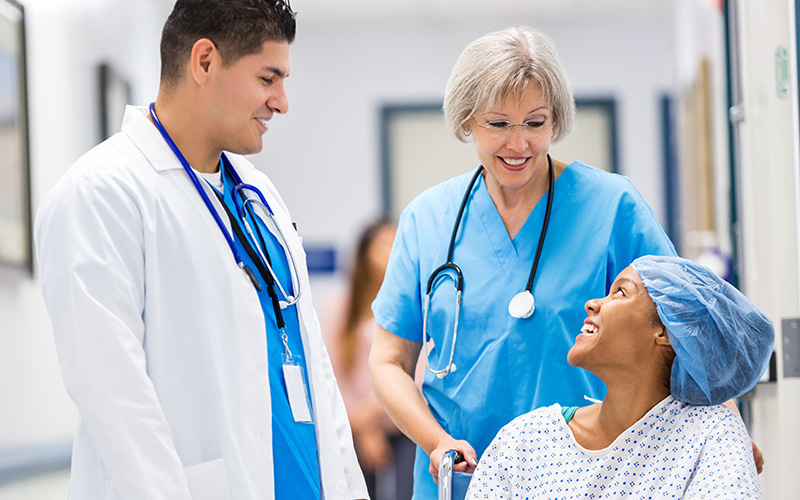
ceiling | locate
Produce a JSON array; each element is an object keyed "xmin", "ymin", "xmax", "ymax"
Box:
[{"xmin": 289, "ymin": 0, "xmax": 673, "ymax": 25}]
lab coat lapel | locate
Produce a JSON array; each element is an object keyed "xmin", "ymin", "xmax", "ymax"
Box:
[
  {"xmin": 124, "ymin": 105, "xmax": 238, "ymax": 259},
  {"xmin": 122, "ymin": 105, "xmax": 185, "ymax": 173}
]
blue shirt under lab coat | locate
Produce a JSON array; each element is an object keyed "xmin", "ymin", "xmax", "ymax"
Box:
[
  {"xmin": 219, "ymin": 168, "xmax": 321, "ymax": 499},
  {"xmin": 372, "ymin": 161, "xmax": 676, "ymax": 499}
]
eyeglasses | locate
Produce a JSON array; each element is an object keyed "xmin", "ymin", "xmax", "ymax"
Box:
[{"xmin": 473, "ymin": 116, "xmax": 553, "ymax": 138}]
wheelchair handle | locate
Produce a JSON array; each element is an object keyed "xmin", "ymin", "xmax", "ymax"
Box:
[{"xmin": 438, "ymin": 450, "xmax": 464, "ymax": 500}]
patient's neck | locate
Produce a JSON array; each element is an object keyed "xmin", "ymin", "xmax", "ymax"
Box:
[{"xmin": 568, "ymin": 379, "xmax": 670, "ymax": 451}]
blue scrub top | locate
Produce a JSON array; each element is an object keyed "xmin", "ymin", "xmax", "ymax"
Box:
[
  {"xmin": 219, "ymin": 171, "xmax": 321, "ymax": 499},
  {"xmin": 372, "ymin": 162, "xmax": 676, "ymax": 499}
]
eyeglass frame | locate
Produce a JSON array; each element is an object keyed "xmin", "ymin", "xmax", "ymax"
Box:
[{"xmin": 471, "ymin": 116, "xmax": 554, "ymax": 137}]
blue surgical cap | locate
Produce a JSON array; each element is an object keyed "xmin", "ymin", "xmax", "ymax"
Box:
[{"xmin": 631, "ymin": 255, "xmax": 774, "ymax": 405}]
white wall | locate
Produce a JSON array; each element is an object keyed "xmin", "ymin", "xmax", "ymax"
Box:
[
  {"xmin": 732, "ymin": 0, "xmax": 800, "ymax": 498},
  {"xmin": 0, "ymin": 0, "xmax": 169, "ymax": 455},
  {"xmin": 0, "ymin": 0, "xmax": 674, "ymax": 469},
  {"xmin": 255, "ymin": 10, "xmax": 673, "ymax": 253},
  {"xmin": 255, "ymin": 8, "xmax": 674, "ymax": 310}
]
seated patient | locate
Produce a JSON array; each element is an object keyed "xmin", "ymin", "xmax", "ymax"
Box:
[{"xmin": 467, "ymin": 255, "xmax": 773, "ymax": 499}]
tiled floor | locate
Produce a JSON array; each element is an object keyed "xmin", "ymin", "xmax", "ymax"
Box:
[{"xmin": 0, "ymin": 469, "xmax": 69, "ymax": 500}]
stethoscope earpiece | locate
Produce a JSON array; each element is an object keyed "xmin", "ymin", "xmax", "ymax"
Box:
[{"xmin": 435, "ymin": 363, "xmax": 457, "ymax": 379}]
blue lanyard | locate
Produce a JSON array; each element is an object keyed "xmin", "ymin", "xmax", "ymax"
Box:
[{"xmin": 148, "ymin": 102, "xmax": 260, "ymax": 287}]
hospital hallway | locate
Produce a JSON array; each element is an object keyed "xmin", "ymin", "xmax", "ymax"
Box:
[{"xmin": 2, "ymin": 0, "xmax": 800, "ymax": 498}]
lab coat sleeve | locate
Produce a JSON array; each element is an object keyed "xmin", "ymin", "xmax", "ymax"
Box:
[
  {"xmin": 35, "ymin": 165, "xmax": 192, "ymax": 499},
  {"xmin": 683, "ymin": 412, "xmax": 761, "ymax": 498},
  {"xmin": 606, "ymin": 178, "xmax": 676, "ymax": 288}
]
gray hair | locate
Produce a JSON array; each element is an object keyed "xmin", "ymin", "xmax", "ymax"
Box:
[{"xmin": 443, "ymin": 26, "xmax": 575, "ymax": 143}]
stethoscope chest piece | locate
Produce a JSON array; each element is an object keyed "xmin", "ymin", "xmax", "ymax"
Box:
[{"xmin": 508, "ymin": 290, "xmax": 535, "ymax": 319}]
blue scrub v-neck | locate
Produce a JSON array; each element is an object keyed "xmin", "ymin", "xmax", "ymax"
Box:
[{"xmin": 470, "ymin": 172, "xmax": 570, "ymax": 274}]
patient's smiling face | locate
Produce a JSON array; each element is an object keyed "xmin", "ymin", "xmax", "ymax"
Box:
[{"xmin": 567, "ymin": 266, "xmax": 664, "ymax": 374}]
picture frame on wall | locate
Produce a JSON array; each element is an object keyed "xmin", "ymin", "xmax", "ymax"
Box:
[
  {"xmin": 0, "ymin": 0, "xmax": 32, "ymax": 276},
  {"xmin": 379, "ymin": 102, "xmax": 475, "ymax": 218},
  {"xmin": 98, "ymin": 62, "xmax": 131, "ymax": 141},
  {"xmin": 548, "ymin": 97, "xmax": 618, "ymax": 174}
]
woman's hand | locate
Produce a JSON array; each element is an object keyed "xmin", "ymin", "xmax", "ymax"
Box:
[
  {"xmin": 752, "ymin": 439, "xmax": 764, "ymax": 474},
  {"xmin": 370, "ymin": 327, "xmax": 479, "ymax": 484},
  {"xmin": 428, "ymin": 437, "xmax": 478, "ymax": 484}
]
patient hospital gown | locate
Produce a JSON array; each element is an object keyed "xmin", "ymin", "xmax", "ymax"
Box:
[{"xmin": 467, "ymin": 396, "xmax": 760, "ymax": 499}]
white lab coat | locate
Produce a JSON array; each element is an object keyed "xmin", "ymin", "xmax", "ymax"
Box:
[{"xmin": 35, "ymin": 106, "xmax": 368, "ymax": 500}]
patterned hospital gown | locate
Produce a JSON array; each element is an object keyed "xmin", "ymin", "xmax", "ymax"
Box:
[{"xmin": 467, "ymin": 396, "xmax": 760, "ymax": 499}]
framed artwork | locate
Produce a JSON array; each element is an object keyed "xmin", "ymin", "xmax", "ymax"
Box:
[
  {"xmin": 549, "ymin": 97, "xmax": 618, "ymax": 174},
  {"xmin": 380, "ymin": 98, "xmax": 619, "ymax": 219},
  {"xmin": 380, "ymin": 103, "xmax": 474, "ymax": 218},
  {"xmin": 98, "ymin": 62, "xmax": 131, "ymax": 141},
  {"xmin": 0, "ymin": 0, "xmax": 32, "ymax": 276}
]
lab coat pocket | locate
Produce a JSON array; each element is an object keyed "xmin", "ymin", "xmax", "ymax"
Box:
[{"xmin": 185, "ymin": 458, "xmax": 230, "ymax": 500}]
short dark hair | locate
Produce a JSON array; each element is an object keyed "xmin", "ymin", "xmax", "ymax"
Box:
[{"xmin": 160, "ymin": 0, "xmax": 296, "ymax": 87}]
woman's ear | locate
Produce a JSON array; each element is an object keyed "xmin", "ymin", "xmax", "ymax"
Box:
[{"xmin": 654, "ymin": 327, "xmax": 671, "ymax": 347}]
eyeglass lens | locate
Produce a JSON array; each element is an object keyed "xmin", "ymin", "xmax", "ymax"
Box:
[{"xmin": 476, "ymin": 118, "xmax": 552, "ymax": 137}]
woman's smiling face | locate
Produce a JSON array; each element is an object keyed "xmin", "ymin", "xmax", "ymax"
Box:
[
  {"xmin": 567, "ymin": 266, "xmax": 665, "ymax": 375},
  {"xmin": 466, "ymin": 81, "xmax": 554, "ymax": 194}
]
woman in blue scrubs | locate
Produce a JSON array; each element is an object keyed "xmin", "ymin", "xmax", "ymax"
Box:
[{"xmin": 369, "ymin": 26, "xmax": 676, "ymax": 499}]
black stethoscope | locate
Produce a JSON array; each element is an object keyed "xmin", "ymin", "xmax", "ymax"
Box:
[{"xmin": 422, "ymin": 155, "xmax": 554, "ymax": 378}]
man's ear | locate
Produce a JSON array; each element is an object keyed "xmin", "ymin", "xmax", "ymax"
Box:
[{"xmin": 188, "ymin": 38, "xmax": 219, "ymax": 84}]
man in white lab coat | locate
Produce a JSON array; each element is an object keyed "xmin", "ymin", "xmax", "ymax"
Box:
[{"xmin": 34, "ymin": 1, "xmax": 368, "ymax": 499}]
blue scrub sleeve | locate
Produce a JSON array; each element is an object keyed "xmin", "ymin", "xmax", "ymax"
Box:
[
  {"xmin": 606, "ymin": 179, "xmax": 676, "ymax": 287},
  {"xmin": 372, "ymin": 207, "xmax": 425, "ymax": 342}
]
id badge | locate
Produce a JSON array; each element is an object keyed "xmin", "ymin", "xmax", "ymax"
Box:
[{"xmin": 281, "ymin": 354, "xmax": 314, "ymax": 424}]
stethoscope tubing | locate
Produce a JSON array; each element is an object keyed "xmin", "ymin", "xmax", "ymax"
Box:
[
  {"xmin": 423, "ymin": 156, "xmax": 555, "ymax": 377},
  {"xmin": 526, "ymin": 156, "xmax": 555, "ymax": 292},
  {"xmin": 422, "ymin": 285, "xmax": 461, "ymax": 378},
  {"xmin": 239, "ymin": 196, "xmax": 301, "ymax": 308},
  {"xmin": 220, "ymin": 161, "xmax": 301, "ymax": 307},
  {"xmin": 422, "ymin": 166, "xmax": 482, "ymax": 378}
]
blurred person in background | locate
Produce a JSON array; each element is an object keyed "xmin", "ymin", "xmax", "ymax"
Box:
[{"xmin": 324, "ymin": 219, "xmax": 417, "ymax": 500}]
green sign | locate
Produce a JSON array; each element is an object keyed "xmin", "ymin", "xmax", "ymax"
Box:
[{"xmin": 776, "ymin": 47, "xmax": 789, "ymax": 99}]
